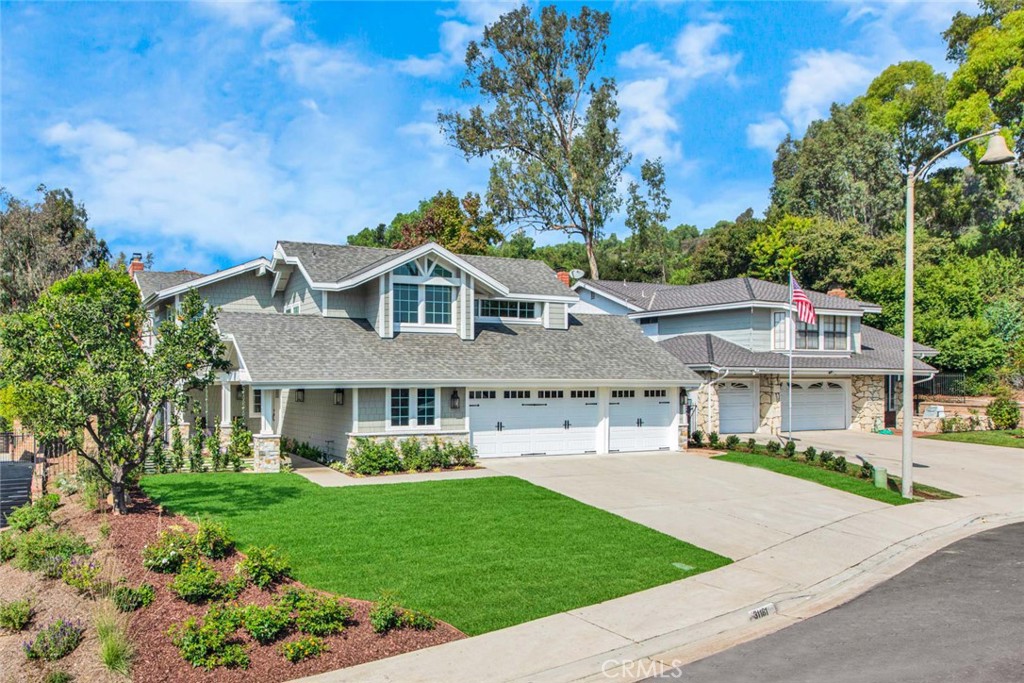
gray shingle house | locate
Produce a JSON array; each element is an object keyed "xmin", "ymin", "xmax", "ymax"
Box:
[
  {"xmin": 571, "ymin": 277, "xmax": 937, "ymax": 436},
  {"xmin": 134, "ymin": 243, "xmax": 700, "ymax": 470}
]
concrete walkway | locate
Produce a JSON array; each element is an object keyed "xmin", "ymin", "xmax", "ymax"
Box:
[
  {"xmin": 293, "ymin": 444, "xmax": 1023, "ymax": 683},
  {"xmin": 288, "ymin": 454, "xmax": 500, "ymax": 487}
]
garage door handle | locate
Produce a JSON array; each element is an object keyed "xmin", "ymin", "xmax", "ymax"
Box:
[
  {"xmin": 496, "ymin": 421, "xmax": 503, "ymax": 432},
  {"xmin": 636, "ymin": 418, "xmax": 644, "ymax": 428},
  {"xmin": 563, "ymin": 420, "xmax": 571, "ymax": 430}
]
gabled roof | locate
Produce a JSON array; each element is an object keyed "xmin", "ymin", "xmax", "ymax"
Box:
[
  {"xmin": 657, "ymin": 325, "xmax": 936, "ymax": 374},
  {"xmin": 577, "ymin": 277, "xmax": 879, "ymax": 315},
  {"xmin": 139, "ymin": 258, "xmax": 271, "ymax": 305},
  {"xmin": 277, "ymin": 241, "xmax": 575, "ymax": 298},
  {"xmin": 216, "ymin": 311, "xmax": 701, "ymax": 386},
  {"xmin": 134, "ymin": 270, "xmax": 206, "ymax": 299}
]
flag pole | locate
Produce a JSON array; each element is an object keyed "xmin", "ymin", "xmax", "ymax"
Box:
[{"xmin": 788, "ymin": 271, "xmax": 794, "ymax": 444}]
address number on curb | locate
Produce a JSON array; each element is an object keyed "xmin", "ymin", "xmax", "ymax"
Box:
[{"xmin": 749, "ymin": 603, "xmax": 777, "ymax": 621}]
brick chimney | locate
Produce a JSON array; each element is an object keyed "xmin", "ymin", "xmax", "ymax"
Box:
[
  {"xmin": 556, "ymin": 270, "xmax": 571, "ymax": 287},
  {"xmin": 827, "ymin": 288, "xmax": 847, "ymax": 298},
  {"xmin": 128, "ymin": 253, "xmax": 144, "ymax": 277}
]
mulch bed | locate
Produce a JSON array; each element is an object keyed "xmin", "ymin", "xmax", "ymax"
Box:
[
  {"xmin": 338, "ymin": 465, "xmax": 486, "ymax": 479},
  {"xmin": 109, "ymin": 494, "xmax": 465, "ymax": 682}
]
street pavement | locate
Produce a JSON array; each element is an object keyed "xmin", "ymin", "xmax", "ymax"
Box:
[{"xmin": 646, "ymin": 521, "xmax": 1024, "ymax": 683}]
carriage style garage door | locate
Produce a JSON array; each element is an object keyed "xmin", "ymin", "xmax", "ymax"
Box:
[
  {"xmin": 718, "ymin": 381, "xmax": 757, "ymax": 434},
  {"xmin": 608, "ymin": 389, "xmax": 675, "ymax": 453},
  {"xmin": 781, "ymin": 381, "xmax": 848, "ymax": 431},
  {"xmin": 468, "ymin": 389, "xmax": 600, "ymax": 458}
]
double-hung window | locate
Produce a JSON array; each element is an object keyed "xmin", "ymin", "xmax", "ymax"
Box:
[
  {"xmin": 772, "ymin": 311, "xmax": 788, "ymax": 350},
  {"xmin": 391, "ymin": 258, "xmax": 457, "ymax": 329},
  {"xmin": 390, "ymin": 388, "xmax": 436, "ymax": 428},
  {"xmin": 822, "ymin": 316, "xmax": 849, "ymax": 350},
  {"xmin": 796, "ymin": 320, "xmax": 819, "ymax": 349},
  {"xmin": 393, "ymin": 284, "xmax": 419, "ymax": 323},
  {"xmin": 424, "ymin": 286, "xmax": 451, "ymax": 324}
]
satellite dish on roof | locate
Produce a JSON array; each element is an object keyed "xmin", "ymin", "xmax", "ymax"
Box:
[{"xmin": 569, "ymin": 269, "xmax": 585, "ymax": 280}]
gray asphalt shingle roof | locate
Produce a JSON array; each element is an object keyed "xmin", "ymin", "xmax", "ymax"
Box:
[
  {"xmin": 277, "ymin": 241, "xmax": 574, "ymax": 298},
  {"xmin": 217, "ymin": 311, "xmax": 701, "ymax": 385},
  {"xmin": 581, "ymin": 277, "xmax": 875, "ymax": 313},
  {"xmin": 134, "ymin": 270, "xmax": 205, "ymax": 299},
  {"xmin": 657, "ymin": 326, "xmax": 936, "ymax": 373}
]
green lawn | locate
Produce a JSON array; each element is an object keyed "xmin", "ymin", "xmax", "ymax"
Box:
[
  {"xmin": 925, "ymin": 430, "xmax": 1024, "ymax": 449},
  {"xmin": 712, "ymin": 452, "xmax": 915, "ymax": 505},
  {"xmin": 140, "ymin": 473, "xmax": 730, "ymax": 635}
]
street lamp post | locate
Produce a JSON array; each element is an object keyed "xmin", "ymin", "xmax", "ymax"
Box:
[{"xmin": 901, "ymin": 130, "xmax": 1016, "ymax": 499}]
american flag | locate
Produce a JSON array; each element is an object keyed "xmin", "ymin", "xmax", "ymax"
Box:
[{"xmin": 790, "ymin": 274, "xmax": 817, "ymax": 325}]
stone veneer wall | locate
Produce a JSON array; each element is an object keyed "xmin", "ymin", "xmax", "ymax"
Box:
[
  {"xmin": 252, "ymin": 435, "xmax": 281, "ymax": 473},
  {"xmin": 692, "ymin": 372, "xmax": 720, "ymax": 435},
  {"xmin": 757, "ymin": 374, "xmax": 783, "ymax": 434},
  {"xmin": 851, "ymin": 375, "xmax": 885, "ymax": 432}
]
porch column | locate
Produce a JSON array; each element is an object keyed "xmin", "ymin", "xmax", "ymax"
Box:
[
  {"xmin": 253, "ymin": 389, "xmax": 281, "ymax": 473},
  {"xmin": 220, "ymin": 383, "xmax": 233, "ymax": 427}
]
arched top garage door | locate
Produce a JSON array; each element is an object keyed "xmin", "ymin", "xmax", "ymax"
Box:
[{"xmin": 782, "ymin": 381, "xmax": 848, "ymax": 431}]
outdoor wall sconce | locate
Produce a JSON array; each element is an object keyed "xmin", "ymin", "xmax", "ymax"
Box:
[
  {"xmin": 334, "ymin": 389, "xmax": 345, "ymax": 406},
  {"xmin": 235, "ymin": 386, "xmax": 244, "ymax": 401},
  {"xmin": 450, "ymin": 389, "xmax": 460, "ymax": 411},
  {"xmin": 295, "ymin": 389, "xmax": 305, "ymax": 403}
]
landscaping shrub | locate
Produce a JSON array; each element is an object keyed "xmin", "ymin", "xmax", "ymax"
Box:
[
  {"xmin": 708, "ymin": 432, "xmax": 720, "ymax": 448},
  {"xmin": 43, "ymin": 671, "xmax": 72, "ymax": 683},
  {"xmin": 765, "ymin": 440, "xmax": 781, "ymax": 454},
  {"xmin": 832, "ymin": 455, "xmax": 848, "ymax": 473},
  {"xmin": 449, "ymin": 441, "xmax": 477, "ymax": 467},
  {"xmin": 725, "ymin": 435, "xmax": 741, "ymax": 450},
  {"xmin": 95, "ymin": 607, "xmax": 133, "ymax": 675},
  {"xmin": 227, "ymin": 419, "xmax": 252, "ymax": 472},
  {"xmin": 803, "ymin": 446, "xmax": 817, "ymax": 463},
  {"xmin": 141, "ymin": 526, "xmax": 195, "ymax": 573},
  {"xmin": 746, "ymin": 438, "xmax": 757, "ymax": 452},
  {"xmin": 13, "ymin": 529, "xmax": 91, "ymax": 573},
  {"xmin": 368, "ymin": 593, "xmax": 434, "ymax": 634},
  {"xmin": 222, "ymin": 574, "xmax": 248, "ymax": 600},
  {"xmin": 281, "ymin": 590, "xmax": 353, "ymax": 636},
  {"xmin": 783, "ymin": 440, "xmax": 797, "ymax": 458},
  {"xmin": 23, "ymin": 618, "xmax": 85, "ymax": 661},
  {"xmin": 170, "ymin": 428, "xmax": 186, "ymax": 472},
  {"xmin": 79, "ymin": 462, "xmax": 110, "ymax": 510},
  {"xmin": 346, "ymin": 438, "xmax": 403, "ymax": 475},
  {"xmin": 819, "ymin": 450, "xmax": 835, "ymax": 467},
  {"xmin": 0, "ymin": 598, "xmax": 33, "ymax": 631},
  {"xmin": 194, "ymin": 518, "xmax": 234, "ymax": 560},
  {"xmin": 286, "ymin": 439, "xmax": 331, "ymax": 465},
  {"xmin": 189, "ymin": 431, "xmax": 206, "ymax": 473},
  {"xmin": 238, "ymin": 545, "xmax": 291, "ymax": 590},
  {"xmin": 690, "ymin": 430, "xmax": 704, "ymax": 447},
  {"xmin": 399, "ymin": 438, "xmax": 431, "ymax": 472},
  {"xmin": 987, "ymin": 397, "xmax": 1021, "ymax": 430},
  {"xmin": 279, "ymin": 635, "xmax": 327, "ymax": 663},
  {"xmin": 0, "ymin": 532, "xmax": 18, "ymax": 562},
  {"xmin": 859, "ymin": 460, "xmax": 875, "ymax": 480},
  {"xmin": 150, "ymin": 438, "xmax": 167, "ymax": 474},
  {"xmin": 55, "ymin": 473, "xmax": 81, "ymax": 496},
  {"xmin": 401, "ymin": 609, "xmax": 436, "ymax": 631},
  {"xmin": 169, "ymin": 558, "xmax": 223, "ymax": 604},
  {"xmin": 41, "ymin": 554, "xmax": 69, "ymax": 579},
  {"xmin": 61, "ymin": 557, "xmax": 104, "ymax": 596},
  {"xmin": 169, "ymin": 604, "xmax": 248, "ymax": 670},
  {"xmin": 7, "ymin": 495, "xmax": 59, "ymax": 532},
  {"xmin": 207, "ymin": 425, "xmax": 223, "ymax": 472},
  {"xmin": 112, "ymin": 583, "xmax": 155, "ymax": 612},
  {"xmin": 99, "ymin": 521, "xmax": 111, "ymax": 539},
  {"xmin": 241, "ymin": 604, "xmax": 292, "ymax": 645}
]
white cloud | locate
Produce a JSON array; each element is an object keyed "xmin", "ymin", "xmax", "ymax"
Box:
[
  {"xmin": 618, "ymin": 77, "xmax": 680, "ymax": 161},
  {"xmin": 395, "ymin": 1, "xmax": 520, "ymax": 78},
  {"xmin": 746, "ymin": 117, "xmax": 790, "ymax": 153},
  {"xmin": 271, "ymin": 43, "xmax": 371, "ymax": 90},
  {"xmin": 195, "ymin": 0, "xmax": 294, "ymax": 43},
  {"xmin": 782, "ymin": 49, "xmax": 873, "ymax": 130}
]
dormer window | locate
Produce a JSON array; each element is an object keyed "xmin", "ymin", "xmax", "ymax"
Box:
[
  {"xmin": 394, "ymin": 262, "xmax": 420, "ymax": 276},
  {"xmin": 391, "ymin": 257, "xmax": 459, "ymax": 331},
  {"xmin": 284, "ymin": 292, "xmax": 301, "ymax": 315}
]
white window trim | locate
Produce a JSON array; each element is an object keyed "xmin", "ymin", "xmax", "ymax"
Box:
[
  {"xmin": 393, "ymin": 282, "xmax": 456, "ymax": 331},
  {"xmin": 285, "ymin": 291, "xmax": 301, "ymax": 315},
  {"xmin": 248, "ymin": 387, "xmax": 262, "ymax": 418},
  {"xmin": 795, "ymin": 314, "xmax": 852, "ymax": 352},
  {"xmin": 772, "ymin": 311, "xmax": 790, "ymax": 350},
  {"xmin": 385, "ymin": 386, "xmax": 441, "ymax": 432},
  {"xmin": 474, "ymin": 299, "xmax": 541, "ymax": 324}
]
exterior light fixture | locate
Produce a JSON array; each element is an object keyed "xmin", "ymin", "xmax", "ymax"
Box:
[
  {"xmin": 295, "ymin": 389, "xmax": 305, "ymax": 403},
  {"xmin": 235, "ymin": 386, "xmax": 244, "ymax": 401},
  {"xmin": 333, "ymin": 389, "xmax": 344, "ymax": 406},
  {"xmin": 450, "ymin": 389, "xmax": 460, "ymax": 411}
]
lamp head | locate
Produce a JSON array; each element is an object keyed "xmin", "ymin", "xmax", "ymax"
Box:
[{"xmin": 979, "ymin": 134, "xmax": 1016, "ymax": 165}]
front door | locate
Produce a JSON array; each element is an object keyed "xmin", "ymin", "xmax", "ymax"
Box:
[{"xmin": 884, "ymin": 376, "xmax": 898, "ymax": 428}]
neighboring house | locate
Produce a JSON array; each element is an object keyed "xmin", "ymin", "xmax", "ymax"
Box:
[
  {"xmin": 132, "ymin": 244, "xmax": 700, "ymax": 471},
  {"xmin": 571, "ymin": 277, "xmax": 938, "ymax": 436}
]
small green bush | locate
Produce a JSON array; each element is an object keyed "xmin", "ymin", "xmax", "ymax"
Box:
[
  {"xmin": 746, "ymin": 438, "xmax": 757, "ymax": 452},
  {"xmin": 168, "ymin": 604, "xmax": 248, "ymax": 670},
  {"xmin": 819, "ymin": 450, "xmax": 835, "ymax": 467},
  {"xmin": 23, "ymin": 618, "xmax": 85, "ymax": 661},
  {"xmin": 369, "ymin": 594, "xmax": 401, "ymax": 634},
  {"xmin": 724, "ymin": 435, "xmax": 740, "ymax": 450},
  {"xmin": 0, "ymin": 598, "xmax": 33, "ymax": 631},
  {"xmin": 0, "ymin": 532, "xmax": 18, "ymax": 563},
  {"xmin": 399, "ymin": 438, "xmax": 431, "ymax": 471},
  {"xmin": 283, "ymin": 591, "xmax": 353, "ymax": 636},
  {"xmin": 111, "ymin": 583, "xmax": 155, "ymax": 612},
  {"xmin": 43, "ymin": 671, "xmax": 73, "ymax": 683},
  {"xmin": 207, "ymin": 426, "xmax": 223, "ymax": 472},
  {"xmin": 707, "ymin": 432, "xmax": 720, "ymax": 448},
  {"xmin": 832, "ymin": 455, "xmax": 848, "ymax": 473},
  {"xmin": 98, "ymin": 521, "xmax": 111, "ymax": 539},
  {"xmin": 36, "ymin": 493, "xmax": 61, "ymax": 512},
  {"xmin": 803, "ymin": 446, "xmax": 817, "ymax": 463},
  {"xmin": 859, "ymin": 460, "xmax": 875, "ymax": 480},
  {"xmin": 227, "ymin": 419, "xmax": 252, "ymax": 471},
  {"xmin": 170, "ymin": 559, "xmax": 223, "ymax": 604},
  {"xmin": 690, "ymin": 430, "xmax": 704, "ymax": 447},
  {"xmin": 238, "ymin": 545, "xmax": 291, "ymax": 590},
  {"xmin": 401, "ymin": 609, "xmax": 436, "ymax": 631},
  {"xmin": 346, "ymin": 438, "xmax": 404, "ymax": 475},
  {"xmin": 221, "ymin": 574, "xmax": 248, "ymax": 600},
  {"xmin": 194, "ymin": 518, "xmax": 234, "ymax": 560},
  {"xmin": 987, "ymin": 397, "xmax": 1021, "ymax": 430},
  {"xmin": 170, "ymin": 428, "xmax": 186, "ymax": 472},
  {"xmin": 241, "ymin": 604, "xmax": 292, "ymax": 645},
  {"xmin": 7, "ymin": 495, "xmax": 59, "ymax": 532},
  {"xmin": 141, "ymin": 526, "xmax": 195, "ymax": 573},
  {"xmin": 13, "ymin": 529, "xmax": 91, "ymax": 573},
  {"xmin": 95, "ymin": 609, "xmax": 133, "ymax": 675},
  {"xmin": 765, "ymin": 440, "xmax": 781, "ymax": 454},
  {"xmin": 61, "ymin": 557, "xmax": 104, "ymax": 596},
  {"xmin": 80, "ymin": 464, "xmax": 110, "ymax": 511},
  {"xmin": 278, "ymin": 635, "xmax": 327, "ymax": 663},
  {"xmin": 189, "ymin": 431, "xmax": 206, "ymax": 473},
  {"xmin": 449, "ymin": 440, "xmax": 477, "ymax": 467},
  {"xmin": 783, "ymin": 440, "xmax": 796, "ymax": 458}
]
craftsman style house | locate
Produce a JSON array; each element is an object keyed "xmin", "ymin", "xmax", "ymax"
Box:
[
  {"xmin": 571, "ymin": 278, "xmax": 937, "ymax": 436},
  {"xmin": 133, "ymin": 244, "xmax": 700, "ymax": 470}
]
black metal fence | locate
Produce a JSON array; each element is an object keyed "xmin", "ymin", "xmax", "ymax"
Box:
[{"xmin": 914, "ymin": 371, "xmax": 967, "ymax": 403}]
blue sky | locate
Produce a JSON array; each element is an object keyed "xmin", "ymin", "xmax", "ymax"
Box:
[{"xmin": 1, "ymin": 0, "xmax": 973, "ymax": 272}]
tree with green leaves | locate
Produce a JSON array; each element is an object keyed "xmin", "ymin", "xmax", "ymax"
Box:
[
  {"xmin": 393, "ymin": 190, "xmax": 503, "ymax": 255},
  {"xmin": 626, "ymin": 159, "xmax": 671, "ymax": 282},
  {"xmin": 0, "ymin": 185, "xmax": 109, "ymax": 313},
  {"xmin": 687, "ymin": 211, "xmax": 766, "ymax": 283},
  {"xmin": 0, "ymin": 268, "xmax": 227, "ymax": 513},
  {"xmin": 439, "ymin": 4, "xmax": 630, "ymax": 279}
]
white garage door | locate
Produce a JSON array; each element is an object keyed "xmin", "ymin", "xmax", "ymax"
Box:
[
  {"xmin": 718, "ymin": 381, "xmax": 757, "ymax": 434},
  {"xmin": 469, "ymin": 389, "xmax": 599, "ymax": 458},
  {"xmin": 609, "ymin": 389, "xmax": 675, "ymax": 452},
  {"xmin": 782, "ymin": 381, "xmax": 848, "ymax": 431}
]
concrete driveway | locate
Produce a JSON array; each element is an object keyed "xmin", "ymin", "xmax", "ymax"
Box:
[
  {"xmin": 484, "ymin": 451, "xmax": 887, "ymax": 561},
  {"xmin": 777, "ymin": 430, "xmax": 1022, "ymax": 497}
]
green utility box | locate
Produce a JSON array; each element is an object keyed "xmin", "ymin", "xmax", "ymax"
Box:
[{"xmin": 874, "ymin": 466, "xmax": 888, "ymax": 489}]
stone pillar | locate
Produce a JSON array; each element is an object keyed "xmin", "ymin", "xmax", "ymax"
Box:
[
  {"xmin": 758, "ymin": 374, "xmax": 783, "ymax": 435},
  {"xmin": 252, "ymin": 435, "xmax": 281, "ymax": 473},
  {"xmin": 851, "ymin": 375, "xmax": 885, "ymax": 431}
]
